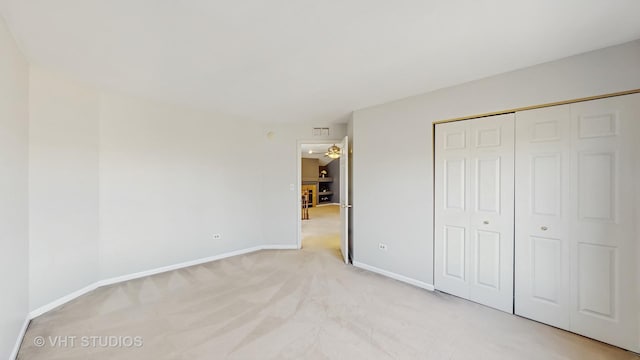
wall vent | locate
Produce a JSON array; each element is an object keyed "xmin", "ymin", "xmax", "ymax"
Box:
[{"xmin": 312, "ymin": 127, "xmax": 330, "ymax": 137}]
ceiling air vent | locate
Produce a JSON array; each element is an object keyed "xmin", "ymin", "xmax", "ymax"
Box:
[{"xmin": 312, "ymin": 127, "xmax": 330, "ymax": 137}]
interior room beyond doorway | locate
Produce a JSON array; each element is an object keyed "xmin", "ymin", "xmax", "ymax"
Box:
[{"xmin": 300, "ymin": 144, "xmax": 341, "ymax": 255}]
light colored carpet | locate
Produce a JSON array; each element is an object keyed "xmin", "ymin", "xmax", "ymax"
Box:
[
  {"xmin": 301, "ymin": 204, "xmax": 341, "ymax": 256},
  {"xmin": 18, "ymin": 205, "xmax": 638, "ymax": 359}
]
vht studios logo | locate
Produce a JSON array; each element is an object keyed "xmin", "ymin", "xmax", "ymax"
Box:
[{"xmin": 33, "ymin": 335, "xmax": 143, "ymax": 348}]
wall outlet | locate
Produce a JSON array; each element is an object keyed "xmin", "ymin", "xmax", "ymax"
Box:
[
  {"xmin": 378, "ymin": 243, "xmax": 388, "ymax": 251},
  {"xmin": 213, "ymin": 233, "xmax": 222, "ymax": 240}
]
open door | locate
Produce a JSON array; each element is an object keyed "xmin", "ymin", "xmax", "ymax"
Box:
[{"xmin": 339, "ymin": 136, "xmax": 350, "ymax": 264}]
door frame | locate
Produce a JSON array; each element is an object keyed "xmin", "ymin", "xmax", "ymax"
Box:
[{"xmin": 296, "ymin": 139, "xmax": 342, "ymax": 249}]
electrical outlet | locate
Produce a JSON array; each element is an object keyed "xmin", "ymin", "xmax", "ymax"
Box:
[
  {"xmin": 378, "ymin": 243, "xmax": 388, "ymax": 251},
  {"xmin": 213, "ymin": 233, "xmax": 222, "ymax": 240}
]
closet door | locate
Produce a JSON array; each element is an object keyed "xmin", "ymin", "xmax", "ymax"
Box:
[
  {"xmin": 435, "ymin": 119, "xmax": 471, "ymax": 298},
  {"xmin": 514, "ymin": 105, "xmax": 572, "ymax": 329},
  {"xmin": 569, "ymin": 94, "xmax": 639, "ymax": 351},
  {"xmin": 515, "ymin": 93, "xmax": 639, "ymax": 352},
  {"xmin": 435, "ymin": 113, "xmax": 515, "ymax": 313}
]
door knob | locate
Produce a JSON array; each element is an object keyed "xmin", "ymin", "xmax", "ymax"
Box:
[
  {"xmin": 541, "ymin": 226, "xmax": 548, "ymax": 231},
  {"xmin": 483, "ymin": 220, "xmax": 489, "ymax": 225}
]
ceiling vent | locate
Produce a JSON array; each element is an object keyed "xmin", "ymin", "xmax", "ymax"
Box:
[{"xmin": 312, "ymin": 127, "xmax": 330, "ymax": 137}]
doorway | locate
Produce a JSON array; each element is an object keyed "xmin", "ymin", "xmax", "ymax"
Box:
[{"xmin": 297, "ymin": 138, "xmax": 350, "ymax": 263}]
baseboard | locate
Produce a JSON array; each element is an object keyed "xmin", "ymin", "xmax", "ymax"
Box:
[
  {"xmin": 260, "ymin": 244, "xmax": 299, "ymax": 250},
  {"xmin": 96, "ymin": 246, "xmax": 265, "ymax": 287},
  {"xmin": 27, "ymin": 244, "xmax": 299, "ymax": 321},
  {"xmin": 10, "ymin": 316, "xmax": 30, "ymax": 360},
  {"xmin": 29, "ymin": 282, "xmax": 100, "ymax": 319},
  {"xmin": 353, "ymin": 261, "xmax": 435, "ymax": 291}
]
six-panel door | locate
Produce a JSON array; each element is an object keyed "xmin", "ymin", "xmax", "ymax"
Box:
[
  {"xmin": 514, "ymin": 104, "xmax": 572, "ymax": 329},
  {"xmin": 435, "ymin": 113, "xmax": 515, "ymax": 313},
  {"xmin": 514, "ymin": 93, "xmax": 639, "ymax": 352},
  {"xmin": 569, "ymin": 95, "xmax": 639, "ymax": 351}
]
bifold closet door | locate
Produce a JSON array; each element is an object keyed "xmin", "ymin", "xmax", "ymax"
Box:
[
  {"xmin": 435, "ymin": 113, "xmax": 514, "ymax": 313},
  {"xmin": 515, "ymin": 93, "xmax": 640, "ymax": 352},
  {"xmin": 514, "ymin": 104, "xmax": 572, "ymax": 329}
]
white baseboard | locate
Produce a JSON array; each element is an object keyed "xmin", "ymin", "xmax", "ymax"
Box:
[
  {"xmin": 96, "ymin": 246, "xmax": 265, "ymax": 287},
  {"xmin": 353, "ymin": 261, "xmax": 435, "ymax": 291},
  {"xmin": 10, "ymin": 316, "xmax": 30, "ymax": 360},
  {"xmin": 28, "ymin": 244, "xmax": 297, "ymax": 320},
  {"xmin": 29, "ymin": 282, "xmax": 100, "ymax": 319},
  {"xmin": 260, "ymin": 244, "xmax": 299, "ymax": 250}
]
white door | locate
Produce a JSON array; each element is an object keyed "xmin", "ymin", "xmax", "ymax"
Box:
[
  {"xmin": 339, "ymin": 136, "xmax": 350, "ymax": 264},
  {"xmin": 515, "ymin": 93, "xmax": 639, "ymax": 352},
  {"xmin": 514, "ymin": 104, "xmax": 572, "ymax": 329},
  {"xmin": 435, "ymin": 114, "xmax": 515, "ymax": 313},
  {"xmin": 570, "ymin": 94, "xmax": 638, "ymax": 351},
  {"xmin": 435, "ymin": 120, "xmax": 470, "ymax": 298}
]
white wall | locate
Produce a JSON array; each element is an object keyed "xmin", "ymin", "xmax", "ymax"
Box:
[
  {"xmin": 24, "ymin": 68, "xmax": 349, "ymax": 308},
  {"xmin": 28, "ymin": 67, "xmax": 100, "ymax": 311},
  {"xmin": 0, "ymin": 15, "xmax": 29, "ymax": 360},
  {"xmin": 27, "ymin": 66, "xmax": 267, "ymax": 298},
  {"xmin": 261, "ymin": 124, "xmax": 346, "ymax": 246},
  {"xmin": 99, "ymin": 92, "xmax": 265, "ymax": 278},
  {"xmin": 352, "ymin": 39, "xmax": 640, "ymax": 286}
]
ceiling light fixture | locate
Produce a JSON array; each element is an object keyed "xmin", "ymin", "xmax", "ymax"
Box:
[
  {"xmin": 308, "ymin": 150, "xmax": 313, "ymax": 154},
  {"xmin": 326, "ymin": 144, "xmax": 341, "ymax": 159}
]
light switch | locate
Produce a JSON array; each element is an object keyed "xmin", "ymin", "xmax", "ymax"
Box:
[{"xmin": 289, "ymin": 184, "xmax": 294, "ymax": 191}]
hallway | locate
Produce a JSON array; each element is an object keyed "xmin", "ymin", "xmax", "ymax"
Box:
[{"xmin": 301, "ymin": 204, "xmax": 340, "ymax": 255}]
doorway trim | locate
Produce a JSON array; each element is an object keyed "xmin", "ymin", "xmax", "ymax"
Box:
[{"xmin": 296, "ymin": 139, "xmax": 342, "ymax": 250}]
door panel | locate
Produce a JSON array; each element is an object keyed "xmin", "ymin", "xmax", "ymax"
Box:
[
  {"xmin": 515, "ymin": 93, "xmax": 639, "ymax": 352},
  {"xmin": 475, "ymin": 230, "xmax": 500, "ymax": 289},
  {"xmin": 435, "ymin": 114, "xmax": 514, "ymax": 313},
  {"xmin": 444, "ymin": 226, "xmax": 466, "ymax": 280},
  {"xmin": 445, "ymin": 159, "xmax": 466, "ymax": 210},
  {"xmin": 577, "ymin": 243, "xmax": 616, "ymax": 319},
  {"xmin": 530, "ymin": 236, "xmax": 562, "ymax": 304},
  {"xmin": 445, "ymin": 130, "xmax": 466, "ymax": 149},
  {"xmin": 475, "ymin": 158, "xmax": 500, "ymax": 213},
  {"xmin": 515, "ymin": 104, "xmax": 572, "ymax": 329},
  {"xmin": 476, "ymin": 127, "xmax": 501, "ymax": 148},
  {"xmin": 531, "ymin": 154, "xmax": 561, "ymax": 216},
  {"xmin": 569, "ymin": 94, "xmax": 638, "ymax": 351},
  {"xmin": 468, "ymin": 115, "xmax": 514, "ymax": 313},
  {"xmin": 531, "ymin": 120, "xmax": 561, "ymax": 142},
  {"xmin": 577, "ymin": 112, "xmax": 617, "ymax": 138},
  {"xmin": 435, "ymin": 121, "xmax": 470, "ymax": 297},
  {"xmin": 577, "ymin": 151, "xmax": 616, "ymax": 222}
]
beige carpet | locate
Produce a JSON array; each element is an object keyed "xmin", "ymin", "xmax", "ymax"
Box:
[
  {"xmin": 301, "ymin": 204, "xmax": 341, "ymax": 256},
  {"xmin": 17, "ymin": 205, "xmax": 637, "ymax": 359}
]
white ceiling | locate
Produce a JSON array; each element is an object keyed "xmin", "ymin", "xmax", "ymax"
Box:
[
  {"xmin": 301, "ymin": 144, "xmax": 337, "ymax": 166},
  {"xmin": 2, "ymin": 1, "xmax": 640, "ymax": 124}
]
